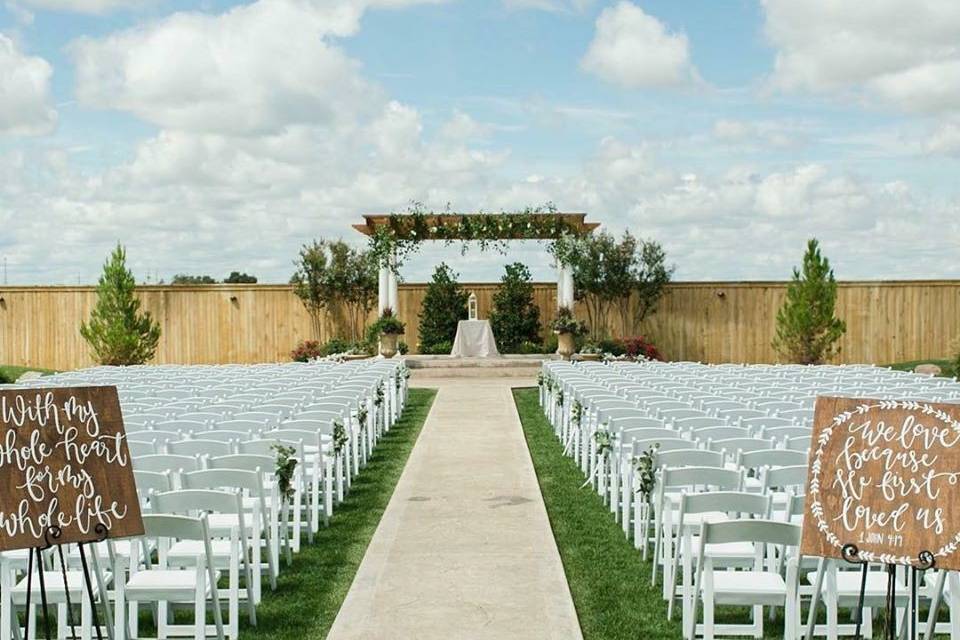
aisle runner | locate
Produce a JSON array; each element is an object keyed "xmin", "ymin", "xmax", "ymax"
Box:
[{"xmin": 327, "ymin": 378, "xmax": 582, "ymax": 640}]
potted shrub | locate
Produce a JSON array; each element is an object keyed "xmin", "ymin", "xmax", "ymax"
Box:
[
  {"xmin": 373, "ymin": 307, "xmax": 406, "ymax": 358},
  {"xmin": 551, "ymin": 306, "xmax": 587, "ymax": 360}
]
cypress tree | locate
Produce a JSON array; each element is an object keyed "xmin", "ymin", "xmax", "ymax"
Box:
[
  {"xmin": 80, "ymin": 244, "xmax": 161, "ymax": 365},
  {"xmin": 772, "ymin": 238, "xmax": 846, "ymax": 364},
  {"xmin": 418, "ymin": 263, "xmax": 469, "ymax": 353}
]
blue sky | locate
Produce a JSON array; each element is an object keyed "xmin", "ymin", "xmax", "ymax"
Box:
[{"xmin": 1, "ymin": 0, "xmax": 958, "ymax": 284}]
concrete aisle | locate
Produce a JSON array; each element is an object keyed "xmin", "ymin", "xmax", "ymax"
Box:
[{"xmin": 326, "ymin": 378, "xmax": 583, "ymax": 640}]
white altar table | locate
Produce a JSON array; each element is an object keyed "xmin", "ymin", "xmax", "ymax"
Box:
[{"xmin": 450, "ymin": 320, "xmax": 500, "ymax": 358}]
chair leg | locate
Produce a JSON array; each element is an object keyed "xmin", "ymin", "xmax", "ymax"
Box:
[{"xmin": 194, "ymin": 571, "xmax": 206, "ymax": 640}]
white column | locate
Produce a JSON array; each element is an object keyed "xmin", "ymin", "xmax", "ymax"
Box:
[
  {"xmin": 562, "ymin": 265, "xmax": 575, "ymax": 307},
  {"xmin": 387, "ymin": 253, "xmax": 399, "ymax": 312},
  {"xmin": 557, "ymin": 264, "xmax": 566, "ymax": 309},
  {"xmin": 378, "ymin": 264, "xmax": 390, "ymax": 314}
]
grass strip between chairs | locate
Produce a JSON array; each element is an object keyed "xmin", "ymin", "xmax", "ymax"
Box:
[
  {"xmin": 514, "ymin": 387, "xmax": 683, "ymax": 640},
  {"xmin": 239, "ymin": 387, "xmax": 437, "ymax": 640}
]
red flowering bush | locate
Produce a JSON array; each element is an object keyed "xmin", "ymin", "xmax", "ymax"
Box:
[
  {"xmin": 291, "ymin": 340, "xmax": 323, "ymax": 362},
  {"xmin": 622, "ymin": 336, "xmax": 663, "ymax": 361}
]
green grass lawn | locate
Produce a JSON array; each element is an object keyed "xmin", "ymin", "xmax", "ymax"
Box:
[
  {"xmin": 0, "ymin": 364, "xmax": 56, "ymax": 383},
  {"xmin": 239, "ymin": 388, "xmax": 437, "ymax": 640},
  {"xmin": 513, "ymin": 387, "xmax": 682, "ymax": 640},
  {"xmin": 885, "ymin": 358, "xmax": 957, "ymax": 378}
]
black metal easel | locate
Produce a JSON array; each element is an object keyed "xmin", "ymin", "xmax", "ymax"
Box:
[
  {"xmin": 20, "ymin": 524, "xmax": 110, "ymax": 640},
  {"xmin": 838, "ymin": 543, "xmax": 936, "ymax": 640}
]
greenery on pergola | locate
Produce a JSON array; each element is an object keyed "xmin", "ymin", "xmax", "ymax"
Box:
[{"xmin": 353, "ymin": 203, "xmax": 600, "ymax": 270}]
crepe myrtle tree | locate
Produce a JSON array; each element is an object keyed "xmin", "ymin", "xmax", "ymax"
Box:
[
  {"xmin": 80, "ymin": 243, "xmax": 161, "ymax": 365},
  {"xmin": 571, "ymin": 230, "xmax": 672, "ymax": 340},
  {"xmin": 291, "ymin": 239, "xmax": 378, "ymax": 342},
  {"xmin": 773, "ymin": 238, "xmax": 847, "ymax": 364}
]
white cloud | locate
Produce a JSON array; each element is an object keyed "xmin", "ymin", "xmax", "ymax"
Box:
[
  {"xmin": 502, "ymin": 0, "xmax": 592, "ymax": 13},
  {"xmin": 12, "ymin": 0, "xmax": 145, "ymax": 13},
  {"xmin": 712, "ymin": 119, "xmax": 802, "ymax": 149},
  {"xmin": 70, "ymin": 0, "xmax": 384, "ymax": 136},
  {"xmin": 581, "ymin": 1, "xmax": 698, "ymax": 89},
  {"xmin": 762, "ymin": 0, "xmax": 960, "ymax": 114},
  {"xmin": 926, "ymin": 120, "xmax": 960, "ymax": 156},
  {"xmin": 0, "ymin": 33, "xmax": 56, "ymax": 135}
]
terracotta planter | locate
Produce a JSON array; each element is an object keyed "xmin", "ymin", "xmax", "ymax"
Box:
[
  {"xmin": 556, "ymin": 331, "xmax": 576, "ymax": 360},
  {"xmin": 579, "ymin": 353, "xmax": 601, "ymax": 362},
  {"xmin": 379, "ymin": 333, "xmax": 400, "ymax": 358}
]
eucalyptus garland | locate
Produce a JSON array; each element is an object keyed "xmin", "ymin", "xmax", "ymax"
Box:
[
  {"xmin": 571, "ymin": 401, "xmax": 584, "ymax": 428},
  {"xmin": 375, "ymin": 382, "xmax": 385, "ymax": 408},
  {"xmin": 633, "ymin": 444, "xmax": 660, "ymax": 500},
  {"xmin": 272, "ymin": 444, "xmax": 298, "ymax": 504},
  {"xmin": 368, "ymin": 202, "xmax": 590, "ymax": 272},
  {"xmin": 593, "ymin": 423, "xmax": 613, "ymax": 457},
  {"xmin": 358, "ymin": 403, "xmax": 368, "ymax": 429},
  {"xmin": 333, "ymin": 419, "xmax": 349, "ymax": 456}
]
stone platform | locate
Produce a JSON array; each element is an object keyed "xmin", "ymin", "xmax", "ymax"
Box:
[{"xmin": 405, "ymin": 354, "xmax": 553, "ymax": 379}]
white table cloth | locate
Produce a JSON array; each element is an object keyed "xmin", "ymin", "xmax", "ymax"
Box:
[{"xmin": 450, "ymin": 320, "xmax": 500, "ymax": 358}]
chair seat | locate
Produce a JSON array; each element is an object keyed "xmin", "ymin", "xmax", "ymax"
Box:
[
  {"xmin": 810, "ymin": 569, "xmax": 910, "ymax": 605},
  {"xmin": 12, "ymin": 571, "xmax": 108, "ymax": 604},
  {"xmin": 675, "ymin": 512, "xmax": 728, "ymax": 529},
  {"xmin": 124, "ymin": 569, "xmax": 218, "ymax": 600},
  {"xmin": 207, "ymin": 513, "xmax": 256, "ymax": 536},
  {"xmin": 167, "ymin": 540, "xmax": 238, "ymax": 566},
  {"xmin": 710, "ymin": 570, "xmax": 787, "ymax": 606}
]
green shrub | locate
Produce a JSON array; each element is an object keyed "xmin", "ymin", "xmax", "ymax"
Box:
[
  {"xmin": 0, "ymin": 370, "xmax": 11, "ymax": 384},
  {"xmin": 490, "ymin": 263, "xmax": 542, "ymax": 352},
  {"xmin": 418, "ymin": 263, "xmax": 468, "ymax": 353},
  {"xmin": 398, "ymin": 341, "xmax": 409, "ymax": 355},
  {"xmin": 542, "ymin": 334, "xmax": 558, "ymax": 354},
  {"xmin": 772, "ymin": 238, "xmax": 847, "ymax": 364},
  {"xmin": 518, "ymin": 340, "xmax": 543, "ymax": 355},
  {"xmin": 80, "ymin": 244, "xmax": 161, "ymax": 366},
  {"xmin": 599, "ymin": 338, "xmax": 626, "ymax": 356},
  {"xmin": 420, "ymin": 340, "xmax": 453, "ymax": 355}
]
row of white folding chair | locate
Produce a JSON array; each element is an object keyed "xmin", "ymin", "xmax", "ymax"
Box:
[{"xmin": 0, "ymin": 512, "xmax": 230, "ymax": 640}]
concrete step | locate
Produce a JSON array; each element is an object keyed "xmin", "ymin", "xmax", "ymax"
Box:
[{"xmin": 405, "ymin": 355, "xmax": 550, "ymax": 379}]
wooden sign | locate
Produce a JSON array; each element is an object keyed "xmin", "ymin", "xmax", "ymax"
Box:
[
  {"xmin": 801, "ymin": 396, "xmax": 960, "ymax": 569},
  {"xmin": 0, "ymin": 386, "xmax": 144, "ymax": 551}
]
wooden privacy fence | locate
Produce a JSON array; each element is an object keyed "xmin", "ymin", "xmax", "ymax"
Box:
[{"xmin": 1, "ymin": 281, "xmax": 958, "ymax": 371}]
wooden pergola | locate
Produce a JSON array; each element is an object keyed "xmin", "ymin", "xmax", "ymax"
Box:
[
  {"xmin": 354, "ymin": 212, "xmax": 600, "ymax": 315},
  {"xmin": 352, "ymin": 212, "xmax": 600, "ymax": 238}
]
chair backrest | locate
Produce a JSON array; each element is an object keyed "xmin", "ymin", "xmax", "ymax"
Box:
[
  {"xmin": 681, "ymin": 491, "xmax": 772, "ymax": 519},
  {"xmin": 167, "ymin": 439, "xmax": 233, "ymax": 458},
  {"xmin": 660, "ymin": 466, "xmax": 744, "ymax": 491},
  {"xmin": 762, "ymin": 425, "xmax": 812, "ymax": 441},
  {"xmin": 134, "ymin": 469, "xmax": 173, "ymax": 496},
  {"xmin": 699, "ymin": 518, "xmax": 802, "ymax": 547},
  {"xmin": 181, "ymin": 468, "xmax": 265, "ymax": 497},
  {"xmin": 674, "ymin": 416, "xmax": 726, "ymax": 431},
  {"xmin": 206, "ymin": 454, "xmax": 274, "ymax": 475},
  {"xmin": 141, "ymin": 513, "xmax": 209, "ymax": 541},
  {"xmin": 707, "ymin": 436, "xmax": 775, "ymax": 455},
  {"xmin": 761, "ymin": 465, "xmax": 808, "ymax": 491},
  {"xmin": 654, "ymin": 448, "xmax": 724, "ymax": 470},
  {"xmin": 736, "ymin": 448, "xmax": 808, "ymax": 470},
  {"xmin": 694, "ymin": 426, "xmax": 752, "ymax": 442},
  {"xmin": 152, "ymin": 488, "xmax": 244, "ymax": 518},
  {"xmin": 127, "ymin": 439, "xmax": 157, "ymax": 457},
  {"xmin": 133, "ymin": 454, "xmax": 201, "ymax": 474},
  {"xmin": 784, "ymin": 435, "xmax": 812, "ymax": 452},
  {"xmin": 617, "ymin": 427, "xmax": 678, "ymax": 444}
]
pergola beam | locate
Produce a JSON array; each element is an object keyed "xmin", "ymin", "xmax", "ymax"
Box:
[{"xmin": 352, "ymin": 212, "xmax": 600, "ymax": 238}]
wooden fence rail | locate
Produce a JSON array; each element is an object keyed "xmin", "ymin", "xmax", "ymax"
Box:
[{"xmin": 1, "ymin": 281, "xmax": 957, "ymax": 371}]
